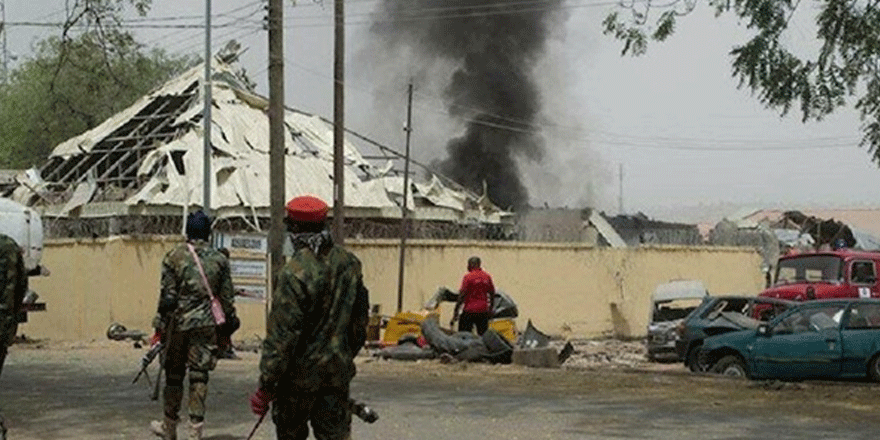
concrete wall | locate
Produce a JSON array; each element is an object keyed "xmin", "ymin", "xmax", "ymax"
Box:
[{"xmin": 21, "ymin": 237, "xmax": 765, "ymax": 341}]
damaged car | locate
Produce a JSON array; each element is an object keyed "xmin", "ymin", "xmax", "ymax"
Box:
[
  {"xmin": 646, "ymin": 280, "xmax": 708, "ymax": 361},
  {"xmin": 700, "ymin": 298, "xmax": 880, "ymax": 381},
  {"xmin": 675, "ymin": 295, "xmax": 794, "ymax": 372}
]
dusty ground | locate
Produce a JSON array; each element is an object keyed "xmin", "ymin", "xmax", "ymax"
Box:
[{"xmin": 1, "ymin": 337, "xmax": 880, "ymax": 439}]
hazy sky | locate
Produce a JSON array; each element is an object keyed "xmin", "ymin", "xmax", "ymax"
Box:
[{"xmin": 4, "ymin": 0, "xmax": 880, "ymax": 221}]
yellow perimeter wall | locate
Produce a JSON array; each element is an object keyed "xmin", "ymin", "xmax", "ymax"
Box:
[{"xmin": 23, "ymin": 237, "xmax": 764, "ymax": 341}]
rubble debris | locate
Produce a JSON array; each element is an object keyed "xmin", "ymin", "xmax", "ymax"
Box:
[
  {"xmin": 376, "ymin": 338, "xmax": 435, "ymax": 361},
  {"xmin": 375, "ymin": 317, "xmax": 513, "ymax": 363},
  {"xmin": 512, "ymin": 346, "xmax": 559, "ymax": 368},
  {"xmin": 519, "ymin": 319, "xmax": 550, "ymax": 349},
  {"xmin": 512, "ymin": 320, "xmax": 567, "ymax": 368},
  {"xmin": 381, "ymin": 286, "xmax": 519, "ymax": 346},
  {"xmin": 557, "ymin": 342, "xmax": 574, "ymax": 364},
  {"xmin": 554, "ymin": 339, "xmax": 650, "ymax": 370}
]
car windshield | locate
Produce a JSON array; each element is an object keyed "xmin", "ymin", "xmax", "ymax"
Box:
[
  {"xmin": 775, "ymin": 255, "xmax": 843, "ymax": 285},
  {"xmin": 652, "ymin": 299, "xmax": 703, "ymax": 323},
  {"xmin": 772, "ymin": 303, "xmax": 846, "ymax": 334}
]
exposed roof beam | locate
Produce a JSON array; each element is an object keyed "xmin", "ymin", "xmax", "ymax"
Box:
[{"xmin": 95, "ymin": 96, "xmax": 195, "ymax": 182}]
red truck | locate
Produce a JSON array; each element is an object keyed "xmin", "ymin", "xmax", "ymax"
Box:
[{"xmin": 759, "ymin": 249, "xmax": 880, "ymax": 301}]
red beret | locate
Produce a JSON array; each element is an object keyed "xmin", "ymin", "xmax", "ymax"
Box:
[{"xmin": 285, "ymin": 195, "xmax": 329, "ymax": 222}]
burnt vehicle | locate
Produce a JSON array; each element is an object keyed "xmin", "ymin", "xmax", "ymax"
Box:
[
  {"xmin": 700, "ymin": 298, "xmax": 880, "ymax": 381},
  {"xmin": 674, "ymin": 296, "xmax": 795, "ymax": 371},
  {"xmin": 760, "ymin": 250, "xmax": 880, "ymax": 301},
  {"xmin": 646, "ymin": 280, "xmax": 708, "ymax": 361}
]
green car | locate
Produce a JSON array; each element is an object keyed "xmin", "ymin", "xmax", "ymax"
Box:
[{"xmin": 700, "ymin": 298, "xmax": 880, "ymax": 381}]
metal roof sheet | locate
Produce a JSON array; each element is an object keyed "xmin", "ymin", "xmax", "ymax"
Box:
[{"xmin": 17, "ymin": 52, "xmax": 504, "ymax": 224}]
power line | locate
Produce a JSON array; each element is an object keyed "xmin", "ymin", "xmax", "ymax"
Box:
[
  {"xmin": 6, "ymin": 0, "xmax": 862, "ymax": 153},
  {"xmin": 4, "ymin": 18, "xmax": 259, "ymax": 29},
  {"xmin": 172, "ymin": 25, "xmax": 262, "ymax": 58},
  {"xmin": 123, "ymin": 1, "xmax": 264, "ymax": 23},
  {"xmin": 281, "ymin": 57, "xmax": 863, "ymax": 152},
  {"xmin": 138, "ymin": 4, "xmax": 264, "ymax": 51},
  {"xmin": 5, "ymin": 2, "xmax": 264, "ymax": 30},
  {"xmin": 281, "ymin": 0, "xmax": 625, "ymax": 28},
  {"xmin": 290, "ymin": 0, "xmax": 581, "ymax": 19}
]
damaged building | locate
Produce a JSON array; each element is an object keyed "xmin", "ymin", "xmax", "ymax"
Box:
[
  {"xmin": 603, "ymin": 212, "xmax": 702, "ymax": 246},
  {"xmin": 707, "ymin": 208, "xmax": 880, "ymax": 280},
  {"xmin": 514, "ymin": 208, "xmax": 626, "ymax": 246},
  {"xmin": 2, "ymin": 47, "xmax": 511, "ymax": 239}
]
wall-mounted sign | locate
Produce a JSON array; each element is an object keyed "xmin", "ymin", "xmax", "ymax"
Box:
[
  {"xmin": 215, "ymin": 232, "xmax": 269, "ymax": 303},
  {"xmin": 230, "ymin": 259, "xmax": 267, "ymax": 279},
  {"xmin": 216, "ymin": 233, "xmax": 268, "ymax": 254}
]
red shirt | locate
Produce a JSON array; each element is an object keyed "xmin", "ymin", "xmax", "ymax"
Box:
[{"xmin": 459, "ymin": 268, "xmax": 495, "ymax": 313}]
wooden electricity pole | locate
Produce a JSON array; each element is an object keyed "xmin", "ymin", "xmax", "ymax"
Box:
[
  {"xmin": 332, "ymin": 0, "xmax": 345, "ymax": 245},
  {"xmin": 396, "ymin": 82, "xmax": 413, "ymax": 313},
  {"xmin": 268, "ymin": 0, "xmax": 285, "ymax": 285},
  {"xmin": 203, "ymin": 0, "xmax": 212, "ymax": 214}
]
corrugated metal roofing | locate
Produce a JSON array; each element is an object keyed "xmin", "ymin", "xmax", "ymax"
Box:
[{"xmin": 13, "ymin": 52, "xmax": 505, "ymax": 224}]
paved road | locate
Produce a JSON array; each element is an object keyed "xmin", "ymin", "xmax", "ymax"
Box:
[{"xmin": 1, "ymin": 344, "xmax": 879, "ymax": 439}]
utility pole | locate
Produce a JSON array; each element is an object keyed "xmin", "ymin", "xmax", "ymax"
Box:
[
  {"xmin": 618, "ymin": 163, "xmax": 624, "ymax": 215},
  {"xmin": 2, "ymin": 0, "xmax": 8, "ymax": 84},
  {"xmin": 203, "ymin": 0, "xmax": 212, "ymax": 215},
  {"xmin": 268, "ymin": 0, "xmax": 285, "ymax": 286},
  {"xmin": 332, "ymin": 0, "xmax": 345, "ymax": 245},
  {"xmin": 396, "ymin": 82, "xmax": 414, "ymax": 313}
]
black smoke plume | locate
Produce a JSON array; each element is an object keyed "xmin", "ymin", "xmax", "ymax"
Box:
[{"xmin": 370, "ymin": 0, "xmax": 565, "ymax": 210}]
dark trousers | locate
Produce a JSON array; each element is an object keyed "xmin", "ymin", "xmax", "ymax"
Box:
[
  {"xmin": 162, "ymin": 326, "xmax": 218, "ymax": 421},
  {"xmin": 272, "ymin": 387, "xmax": 351, "ymax": 440},
  {"xmin": 0, "ymin": 317, "xmax": 17, "ymax": 378},
  {"xmin": 458, "ymin": 312, "xmax": 490, "ymax": 335}
]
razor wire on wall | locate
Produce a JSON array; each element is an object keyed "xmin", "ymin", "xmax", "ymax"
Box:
[{"xmin": 40, "ymin": 214, "xmax": 516, "ymax": 241}]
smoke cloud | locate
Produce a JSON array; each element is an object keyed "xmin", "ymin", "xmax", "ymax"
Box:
[{"xmin": 369, "ymin": 1, "xmax": 567, "ymax": 210}]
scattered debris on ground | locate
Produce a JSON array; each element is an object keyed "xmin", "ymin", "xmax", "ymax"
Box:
[{"xmin": 552, "ymin": 338, "xmax": 653, "ymax": 369}]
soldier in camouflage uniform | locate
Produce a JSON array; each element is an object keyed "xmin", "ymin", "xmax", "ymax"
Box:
[
  {"xmin": 0, "ymin": 234, "xmax": 26, "ymax": 440},
  {"xmin": 250, "ymin": 195, "xmax": 369, "ymax": 440},
  {"xmin": 151, "ymin": 211, "xmax": 237, "ymax": 440}
]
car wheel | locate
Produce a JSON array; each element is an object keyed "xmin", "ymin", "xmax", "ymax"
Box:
[
  {"xmin": 711, "ymin": 355, "xmax": 748, "ymax": 379},
  {"xmin": 686, "ymin": 345, "xmax": 704, "ymax": 372},
  {"xmin": 869, "ymin": 355, "xmax": 880, "ymax": 382}
]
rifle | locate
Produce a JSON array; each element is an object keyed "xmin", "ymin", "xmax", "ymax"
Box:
[
  {"xmin": 147, "ymin": 309, "xmax": 178, "ymax": 401},
  {"xmin": 151, "ymin": 356, "xmax": 163, "ymax": 401},
  {"xmin": 132, "ymin": 341, "xmax": 163, "ymax": 386}
]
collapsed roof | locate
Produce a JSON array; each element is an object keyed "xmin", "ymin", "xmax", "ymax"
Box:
[{"xmin": 8, "ymin": 45, "xmax": 509, "ymax": 232}]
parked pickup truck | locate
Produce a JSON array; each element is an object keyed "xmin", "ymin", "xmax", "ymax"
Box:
[{"xmin": 759, "ymin": 249, "xmax": 880, "ymax": 301}]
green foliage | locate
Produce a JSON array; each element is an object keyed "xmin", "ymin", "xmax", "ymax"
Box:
[
  {"xmin": 603, "ymin": 12, "xmax": 649, "ymax": 56},
  {"xmin": 63, "ymin": 0, "xmax": 153, "ymax": 29},
  {"xmin": 606, "ymin": 0, "xmax": 880, "ymax": 163},
  {"xmin": 0, "ymin": 31, "xmax": 193, "ymax": 168}
]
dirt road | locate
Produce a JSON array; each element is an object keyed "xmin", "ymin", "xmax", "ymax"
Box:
[{"xmin": 2, "ymin": 340, "xmax": 879, "ymax": 439}]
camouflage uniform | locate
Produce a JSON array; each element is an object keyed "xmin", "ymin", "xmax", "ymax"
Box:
[
  {"xmin": 0, "ymin": 234, "xmax": 26, "ymax": 440},
  {"xmin": 153, "ymin": 239, "xmax": 235, "ymax": 428},
  {"xmin": 259, "ymin": 232, "xmax": 370, "ymax": 440},
  {"xmin": 0, "ymin": 234, "xmax": 25, "ymax": 376}
]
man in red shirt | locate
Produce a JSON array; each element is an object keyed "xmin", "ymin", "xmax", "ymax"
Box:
[{"xmin": 450, "ymin": 256, "xmax": 496, "ymax": 335}]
